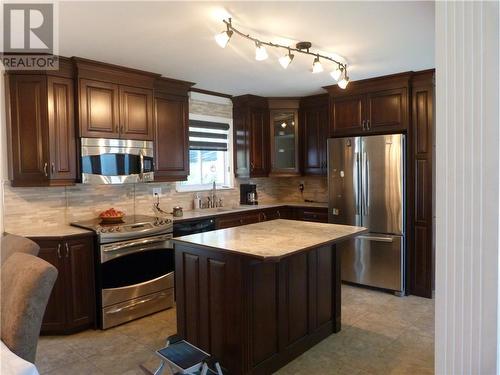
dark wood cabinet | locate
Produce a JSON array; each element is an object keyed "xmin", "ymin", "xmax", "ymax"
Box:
[
  {"xmin": 326, "ymin": 72, "xmax": 411, "ymax": 136},
  {"xmin": 153, "ymin": 78, "xmax": 193, "ymax": 182},
  {"xmin": 216, "ymin": 211, "xmax": 261, "ymax": 229},
  {"xmin": 47, "ymin": 76, "xmax": 77, "ymax": 182},
  {"xmin": 6, "ymin": 67, "xmax": 77, "ymax": 186},
  {"xmin": 232, "ymin": 95, "xmax": 270, "ymax": 178},
  {"xmin": 409, "ymin": 71, "xmax": 434, "ymax": 298},
  {"xmin": 74, "ymin": 57, "xmax": 158, "ymax": 141},
  {"xmin": 330, "ymin": 94, "xmax": 365, "ymax": 136},
  {"xmin": 78, "ymin": 79, "xmax": 120, "ymax": 138},
  {"xmin": 119, "ymin": 85, "xmax": 153, "ymax": 140},
  {"xmin": 174, "ymin": 241, "xmax": 340, "ymax": 375},
  {"xmin": 33, "ymin": 234, "xmax": 96, "ymax": 334},
  {"xmin": 300, "ymin": 95, "xmax": 329, "ymax": 175}
]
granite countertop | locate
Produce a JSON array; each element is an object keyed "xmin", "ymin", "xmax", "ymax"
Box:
[
  {"xmin": 6, "ymin": 202, "xmax": 328, "ymax": 237},
  {"xmin": 172, "ymin": 202, "xmax": 328, "ymax": 222},
  {"xmin": 172, "ymin": 219, "xmax": 366, "ymax": 261},
  {"xmin": 6, "ymin": 225, "xmax": 94, "ymax": 238}
]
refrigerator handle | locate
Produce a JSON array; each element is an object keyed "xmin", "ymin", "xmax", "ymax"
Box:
[
  {"xmin": 355, "ymin": 152, "xmax": 361, "ymax": 215},
  {"xmin": 362, "ymin": 151, "xmax": 368, "ymax": 216}
]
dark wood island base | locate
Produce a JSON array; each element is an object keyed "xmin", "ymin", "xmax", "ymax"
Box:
[{"xmin": 174, "ymin": 242, "xmax": 341, "ymax": 375}]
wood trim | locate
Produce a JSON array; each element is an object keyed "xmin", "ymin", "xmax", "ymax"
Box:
[{"xmin": 190, "ymin": 87, "xmax": 232, "ymax": 99}]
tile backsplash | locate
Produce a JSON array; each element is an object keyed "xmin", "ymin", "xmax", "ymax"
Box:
[{"xmin": 2, "ymin": 176, "xmax": 327, "ymax": 233}]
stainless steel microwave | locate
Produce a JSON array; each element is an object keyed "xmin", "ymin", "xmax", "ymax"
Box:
[{"xmin": 81, "ymin": 138, "xmax": 154, "ymax": 184}]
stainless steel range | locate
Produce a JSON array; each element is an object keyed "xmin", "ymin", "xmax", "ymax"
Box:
[{"xmin": 72, "ymin": 215, "xmax": 174, "ymax": 329}]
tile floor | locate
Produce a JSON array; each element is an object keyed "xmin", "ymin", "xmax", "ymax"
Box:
[{"xmin": 36, "ymin": 285, "xmax": 434, "ymax": 375}]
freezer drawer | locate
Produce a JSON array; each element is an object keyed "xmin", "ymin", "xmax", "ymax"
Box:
[{"xmin": 340, "ymin": 234, "xmax": 404, "ymax": 293}]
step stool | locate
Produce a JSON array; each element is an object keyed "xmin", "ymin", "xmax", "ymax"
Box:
[{"xmin": 154, "ymin": 335, "xmax": 225, "ymax": 375}]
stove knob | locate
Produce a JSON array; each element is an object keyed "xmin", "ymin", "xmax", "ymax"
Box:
[
  {"xmin": 100, "ymin": 228, "xmax": 107, "ymax": 233},
  {"xmin": 109, "ymin": 227, "xmax": 115, "ymax": 232},
  {"xmin": 116, "ymin": 227, "xmax": 122, "ymax": 232}
]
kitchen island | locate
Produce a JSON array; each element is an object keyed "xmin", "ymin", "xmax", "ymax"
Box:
[{"xmin": 172, "ymin": 219, "xmax": 365, "ymax": 375}]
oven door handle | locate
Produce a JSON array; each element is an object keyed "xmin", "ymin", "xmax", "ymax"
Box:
[
  {"xmin": 139, "ymin": 153, "xmax": 144, "ymax": 180},
  {"xmin": 103, "ymin": 236, "xmax": 172, "ymax": 253},
  {"xmin": 106, "ymin": 292, "xmax": 168, "ymax": 314}
]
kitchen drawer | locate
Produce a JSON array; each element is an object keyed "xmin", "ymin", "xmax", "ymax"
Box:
[
  {"xmin": 294, "ymin": 207, "xmax": 329, "ymax": 223},
  {"xmin": 216, "ymin": 211, "xmax": 262, "ymax": 229}
]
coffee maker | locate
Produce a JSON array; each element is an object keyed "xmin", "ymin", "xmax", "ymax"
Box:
[{"xmin": 240, "ymin": 184, "xmax": 258, "ymax": 205}]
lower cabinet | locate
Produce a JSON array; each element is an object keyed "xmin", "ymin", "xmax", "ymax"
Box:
[
  {"xmin": 32, "ymin": 234, "xmax": 96, "ymax": 334},
  {"xmin": 215, "ymin": 206, "xmax": 327, "ymax": 229}
]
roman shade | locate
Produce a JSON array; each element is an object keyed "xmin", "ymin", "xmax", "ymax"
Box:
[{"xmin": 189, "ymin": 120, "xmax": 230, "ymax": 151}]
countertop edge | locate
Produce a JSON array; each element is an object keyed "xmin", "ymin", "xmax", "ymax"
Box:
[{"xmin": 172, "ymin": 227, "xmax": 367, "ymax": 262}]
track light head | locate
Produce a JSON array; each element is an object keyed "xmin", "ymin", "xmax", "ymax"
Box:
[
  {"xmin": 215, "ymin": 29, "xmax": 233, "ymax": 48},
  {"xmin": 312, "ymin": 55, "xmax": 323, "ymax": 73},
  {"xmin": 255, "ymin": 42, "xmax": 268, "ymax": 61},
  {"xmin": 338, "ymin": 70, "xmax": 350, "ymax": 89},
  {"xmin": 330, "ymin": 66, "xmax": 342, "ymax": 81},
  {"xmin": 279, "ymin": 51, "xmax": 294, "ymax": 69}
]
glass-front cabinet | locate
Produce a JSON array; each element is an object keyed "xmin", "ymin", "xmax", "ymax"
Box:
[{"xmin": 269, "ymin": 104, "xmax": 300, "ymax": 175}]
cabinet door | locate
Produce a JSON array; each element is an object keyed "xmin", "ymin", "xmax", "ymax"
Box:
[
  {"xmin": 216, "ymin": 211, "xmax": 261, "ymax": 229},
  {"xmin": 154, "ymin": 94, "xmax": 189, "ymax": 181},
  {"xmin": 366, "ymin": 87, "xmax": 408, "ymax": 132},
  {"xmin": 233, "ymin": 109, "xmax": 250, "ymax": 178},
  {"xmin": 120, "ymin": 85, "xmax": 154, "ymax": 140},
  {"xmin": 47, "ymin": 77, "xmax": 76, "ymax": 183},
  {"xmin": 302, "ymin": 106, "xmax": 329, "ymax": 175},
  {"xmin": 79, "ymin": 79, "xmax": 120, "ymax": 138},
  {"xmin": 249, "ymin": 108, "xmax": 270, "ymax": 177},
  {"xmin": 7, "ymin": 75, "xmax": 50, "ymax": 186},
  {"xmin": 36, "ymin": 240, "xmax": 67, "ymax": 333},
  {"xmin": 65, "ymin": 237, "xmax": 95, "ymax": 330},
  {"xmin": 331, "ymin": 95, "xmax": 366, "ymax": 136}
]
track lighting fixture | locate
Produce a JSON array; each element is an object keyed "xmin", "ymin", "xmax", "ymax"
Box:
[
  {"xmin": 279, "ymin": 50, "xmax": 294, "ymax": 69},
  {"xmin": 214, "ymin": 18, "xmax": 349, "ymax": 88},
  {"xmin": 312, "ymin": 55, "xmax": 323, "ymax": 73}
]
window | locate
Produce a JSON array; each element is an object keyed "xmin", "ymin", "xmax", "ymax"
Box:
[{"xmin": 177, "ymin": 116, "xmax": 233, "ymax": 192}]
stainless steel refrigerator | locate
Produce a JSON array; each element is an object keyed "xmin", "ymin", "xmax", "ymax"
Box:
[{"xmin": 328, "ymin": 134, "xmax": 405, "ymax": 295}]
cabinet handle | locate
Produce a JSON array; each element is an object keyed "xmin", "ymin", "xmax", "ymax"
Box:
[
  {"xmin": 277, "ymin": 210, "xmax": 281, "ymax": 218},
  {"xmin": 43, "ymin": 162, "xmax": 48, "ymax": 177},
  {"xmin": 250, "ymin": 162, "xmax": 254, "ymax": 171},
  {"xmin": 57, "ymin": 244, "xmax": 62, "ymax": 258},
  {"xmin": 362, "ymin": 120, "xmax": 366, "ymax": 131},
  {"xmin": 51, "ymin": 163, "xmax": 55, "ymax": 175},
  {"xmin": 367, "ymin": 119, "xmax": 370, "ymax": 130},
  {"xmin": 65, "ymin": 243, "xmax": 69, "ymax": 258},
  {"xmin": 261, "ymin": 212, "xmax": 267, "ymax": 221}
]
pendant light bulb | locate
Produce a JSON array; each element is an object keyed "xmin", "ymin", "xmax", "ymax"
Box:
[
  {"xmin": 338, "ymin": 71, "xmax": 350, "ymax": 89},
  {"xmin": 330, "ymin": 66, "xmax": 342, "ymax": 81},
  {"xmin": 255, "ymin": 42, "xmax": 268, "ymax": 61},
  {"xmin": 312, "ymin": 55, "xmax": 323, "ymax": 73},
  {"xmin": 279, "ymin": 51, "xmax": 294, "ymax": 69},
  {"xmin": 215, "ymin": 30, "xmax": 233, "ymax": 48}
]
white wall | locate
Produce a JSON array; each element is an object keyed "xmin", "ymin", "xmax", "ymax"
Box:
[{"xmin": 435, "ymin": 2, "xmax": 500, "ymax": 374}]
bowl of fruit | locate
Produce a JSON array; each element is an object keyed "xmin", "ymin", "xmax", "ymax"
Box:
[{"xmin": 99, "ymin": 208, "xmax": 125, "ymax": 224}]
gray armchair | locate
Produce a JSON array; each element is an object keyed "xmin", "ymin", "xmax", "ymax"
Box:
[{"xmin": 1, "ymin": 235, "xmax": 58, "ymax": 363}]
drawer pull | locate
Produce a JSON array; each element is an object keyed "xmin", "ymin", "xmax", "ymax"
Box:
[
  {"xmin": 106, "ymin": 292, "xmax": 168, "ymax": 314},
  {"xmin": 357, "ymin": 235, "xmax": 394, "ymax": 243}
]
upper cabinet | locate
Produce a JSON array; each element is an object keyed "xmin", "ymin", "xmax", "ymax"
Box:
[
  {"xmin": 74, "ymin": 58, "xmax": 158, "ymax": 141},
  {"xmin": 299, "ymin": 94, "xmax": 329, "ymax": 176},
  {"xmin": 6, "ymin": 59, "xmax": 77, "ymax": 186},
  {"xmin": 153, "ymin": 78, "xmax": 194, "ymax": 182},
  {"xmin": 232, "ymin": 95, "xmax": 270, "ymax": 178},
  {"xmin": 269, "ymin": 99, "xmax": 300, "ymax": 176},
  {"xmin": 326, "ymin": 73, "xmax": 411, "ymax": 136}
]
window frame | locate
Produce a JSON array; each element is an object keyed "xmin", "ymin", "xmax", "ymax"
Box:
[{"xmin": 176, "ymin": 113, "xmax": 234, "ymax": 193}]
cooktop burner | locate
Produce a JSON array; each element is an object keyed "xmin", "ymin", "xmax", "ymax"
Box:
[{"xmin": 71, "ymin": 215, "xmax": 173, "ymax": 243}]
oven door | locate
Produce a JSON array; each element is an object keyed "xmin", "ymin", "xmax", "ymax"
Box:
[
  {"xmin": 81, "ymin": 137, "xmax": 154, "ymax": 184},
  {"xmin": 100, "ymin": 234, "xmax": 174, "ymax": 308}
]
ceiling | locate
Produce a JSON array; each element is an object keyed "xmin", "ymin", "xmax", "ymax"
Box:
[{"xmin": 58, "ymin": 1, "xmax": 435, "ymax": 97}]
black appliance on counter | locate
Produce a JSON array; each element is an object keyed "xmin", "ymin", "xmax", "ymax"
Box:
[
  {"xmin": 240, "ymin": 183, "xmax": 258, "ymax": 205},
  {"xmin": 71, "ymin": 215, "xmax": 174, "ymax": 329}
]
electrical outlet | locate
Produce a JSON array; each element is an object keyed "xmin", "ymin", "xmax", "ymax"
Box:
[
  {"xmin": 152, "ymin": 187, "xmax": 162, "ymax": 197},
  {"xmin": 298, "ymin": 183, "xmax": 305, "ymax": 192}
]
